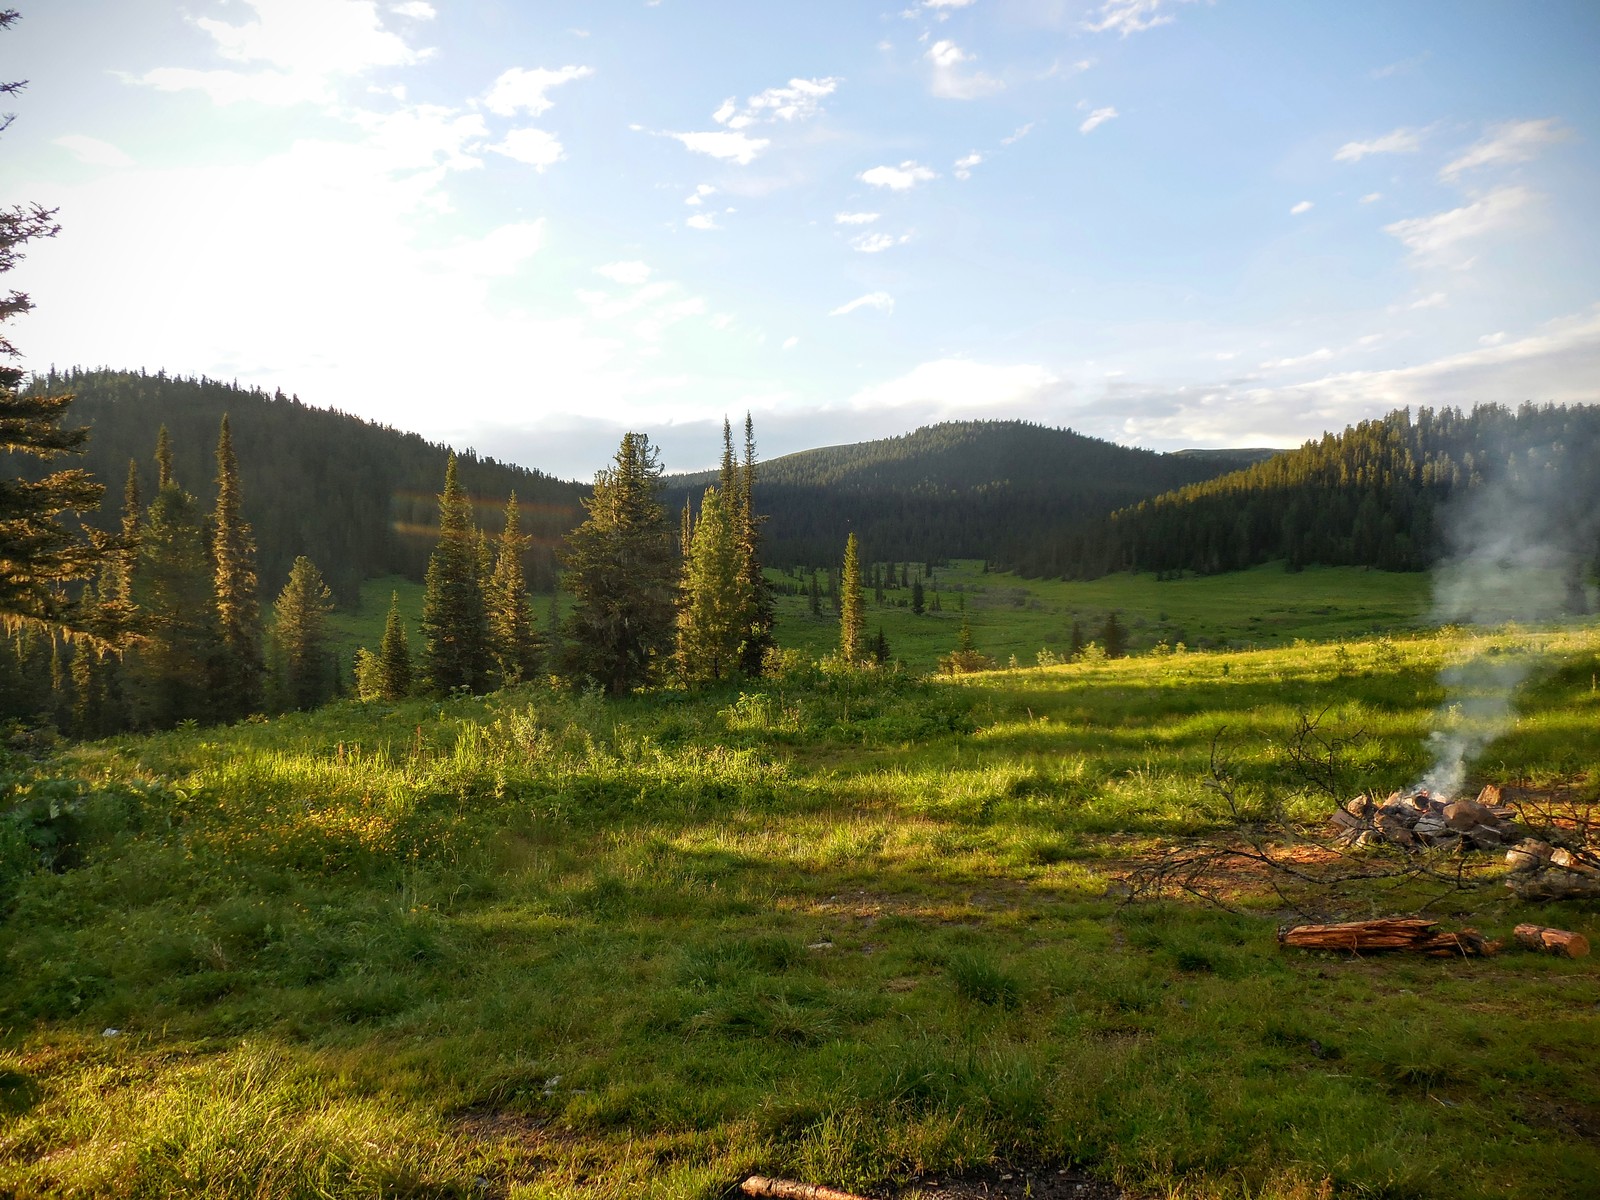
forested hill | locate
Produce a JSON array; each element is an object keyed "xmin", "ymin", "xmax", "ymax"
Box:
[
  {"xmin": 1023, "ymin": 403, "xmax": 1600, "ymax": 582},
  {"xmin": 669, "ymin": 420, "xmax": 1273, "ymax": 567},
  {"xmin": 36, "ymin": 368, "xmax": 585, "ymax": 601}
]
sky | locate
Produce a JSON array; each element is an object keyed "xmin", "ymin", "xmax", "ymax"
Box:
[{"xmin": 4, "ymin": 0, "xmax": 1599, "ymax": 480}]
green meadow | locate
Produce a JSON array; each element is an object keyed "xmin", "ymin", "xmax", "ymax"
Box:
[{"xmin": 3, "ymin": 574, "xmax": 1597, "ymax": 1200}]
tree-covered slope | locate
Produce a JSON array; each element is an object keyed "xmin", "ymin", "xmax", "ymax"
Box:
[
  {"xmin": 30, "ymin": 368, "xmax": 586, "ymax": 601},
  {"xmin": 1036, "ymin": 403, "xmax": 1600, "ymax": 582},
  {"xmin": 668, "ymin": 420, "xmax": 1271, "ymax": 567}
]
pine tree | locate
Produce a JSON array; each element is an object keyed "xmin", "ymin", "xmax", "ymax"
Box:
[
  {"xmin": 486, "ymin": 493, "xmax": 540, "ymax": 687},
  {"xmin": 872, "ymin": 627, "xmax": 890, "ymax": 665},
  {"xmin": 0, "ymin": 18, "xmax": 107, "ymax": 637},
  {"xmin": 675, "ymin": 486, "xmax": 743, "ymax": 686},
  {"xmin": 911, "ymin": 577, "xmax": 925, "ymax": 615},
  {"xmin": 559, "ymin": 433, "xmax": 676, "ymax": 695},
  {"xmin": 839, "ymin": 533, "xmax": 865, "ymax": 665},
  {"xmin": 1101, "ymin": 611, "xmax": 1127, "ymax": 659},
  {"xmin": 209, "ymin": 415, "xmax": 264, "ymax": 719},
  {"xmin": 273, "ymin": 556, "xmax": 335, "ymax": 710},
  {"xmin": 735, "ymin": 413, "xmax": 775, "ymax": 675},
  {"xmin": 378, "ymin": 591, "xmax": 412, "ymax": 700},
  {"xmin": 808, "ymin": 572, "xmax": 821, "ymax": 617},
  {"xmin": 126, "ymin": 460, "xmax": 217, "ymax": 728},
  {"xmin": 420, "ymin": 454, "xmax": 490, "ymax": 694}
]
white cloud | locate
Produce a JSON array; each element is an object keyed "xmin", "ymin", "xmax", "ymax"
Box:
[
  {"xmin": 851, "ymin": 231, "xmax": 911, "ymax": 253},
  {"xmin": 1260, "ymin": 346, "xmax": 1334, "ymax": 370},
  {"xmin": 1290, "ymin": 199, "xmax": 1314, "ymax": 215},
  {"xmin": 847, "ymin": 359, "xmax": 1060, "ymax": 413},
  {"xmin": 54, "ymin": 135, "xmax": 134, "ymax": 168},
  {"xmin": 391, "ymin": 1, "xmax": 435, "ymax": 17},
  {"xmin": 1078, "ymin": 106, "xmax": 1117, "ymax": 134},
  {"xmin": 488, "ymin": 128, "xmax": 565, "ymax": 170},
  {"xmin": 1001, "ymin": 122, "xmax": 1035, "ymax": 145},
  {"xmin": 926, "ymin": 40, "xmax": 1003, "ymax": 98},
  {"xmin": 686, "ymin": 212, "xmax": 721, "ymax": 231},
  {"xmin": 1360, "ymin": 192, "xmax": 1382, "ymax": 204},
  {"xmin": 713, "ymin": 77, "xmax": 839, "ymax": 129},
  {"xmin": 924, "ymin": 0, "xmax": 975, "ymax": 8},
  {"xmin": 829, "ymin": 291, "xmax": 895, "ymax": 316},
  {"xmin": 954, "ymin": 151, "xmax": 983, "ymax": 179},
  {"xmin": 596, "ymin": 261, "xmax": 652, "ymax": 286},
  {"xmin": 782, "ymin": 336, "xmax": 800, "ymax": 350},
  {"xmin": 1440, "ymin": 118, "xmax": 1568, "ymax": 180},
  {"xmin": 1084, "ymin": 0, "xmax": 1187, "ymax": 36},
  {"xmin": 483, "ymin": 65, "xmax": 594, "ymax": 117},
  {"xmin": 429, "ymin": 220, "xmax": 546, "ymax": 276},
  {"xmin": 1409, "ymin": 291, "xmax": 1448, "ymax": 309},
  {"xmin": 131, "ymin": 66, "xmax": 334, "ymax": 106},
  {"xmin": 1384, "ymin": 186, "xmax": 1534, "ymax": 267},
  {"xmin": 834, "ymin": 211, "xmax": 881, "ymax": 225},
  {"xmin": 666, "ymin": 130, "xmax": 770, "ymax": 164},
  {"xmin": 1333, "ymin": 127, "xmax": 1424, "ymax": 163},
  {"xmin": 685, "ymin": 184, "xmax": 717, "ymax": 206},
  {"xmin": 859, "ymin": 160, "xmax": 937, "ymax": 189}
]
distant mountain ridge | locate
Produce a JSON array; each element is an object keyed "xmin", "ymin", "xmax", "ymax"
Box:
[{"xmin": 668, "ymin": 420, "xmax": 1274, "ymax": 567}]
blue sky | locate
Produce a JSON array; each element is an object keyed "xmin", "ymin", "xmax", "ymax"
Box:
[{"xmin": 6, "ymin": 0, "xmax": 1598, "ymax": 478}]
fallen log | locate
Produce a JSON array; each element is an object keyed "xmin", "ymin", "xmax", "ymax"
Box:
[
  {"xmin": 740, "ymin": 1176, "xmax": 871, "ymax": 1200},
  {"xmin": 1279, "ymin": 918, "xmax": 1497, "ymax": 957},
  {"xmin": 1513, "ymin": 923, "xmax": 1590, "ymax": 959},
  {"xmin": 1508, "ymin": 871, "xmax": 1600, "ymax": 902}
]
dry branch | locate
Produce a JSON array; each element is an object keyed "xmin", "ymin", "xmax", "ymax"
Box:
[{"xmin": 739, "ymin": 1176, "xmax": 872, "ymax": 1200}]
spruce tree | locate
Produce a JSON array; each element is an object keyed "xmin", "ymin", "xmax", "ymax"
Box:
[
  {"xmin": 486, "ymin": 493, "xmax": 540, "ymax": 687},
  {"xmin": 675, "ymin": 486, "xmax": 743, "ymax": 686},
  {"xmin": 209, "ymin": 415, "xmax": 264, "ymax": 719},
  {"xmin": 273, "ymin": 556, "xmax": 335, "ymax": 710},
  {"xmin": 0, "ymin": 17, "xmax": 107, "ymax": 637},
  {"xmin": 839, "ymin": 533, "xmax": 865, "ymax": 665},
  {"xmin": 735, "ymin": 413, "xmax": 775, "ymax": 675},
  {"xmin": 559, "ymin": 432, "xmax": 676, "ymax": 695},
  {"xmin": 911, "ymin": 577, "xmax": 925, "ymax": 615},
  {"xmin": 378, "ymin": 591, "xmax": 412, "ymax": 700},
  {"xmin": 420, "ymin": 454, "xmax": 490, "ymax": 694},
  {"xmin": 1101, "ymin": 611, "xmax": 1127, "ymax": 659}
]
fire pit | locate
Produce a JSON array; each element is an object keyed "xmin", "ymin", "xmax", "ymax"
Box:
[{"xmin": 1331, "ymin": 784, "xmax": 1520, "ymax": 853}]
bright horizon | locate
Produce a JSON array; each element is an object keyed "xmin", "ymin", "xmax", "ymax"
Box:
[{"xmin": 6, "ymin": 0, "xmax": 1599, "ymax": 479}]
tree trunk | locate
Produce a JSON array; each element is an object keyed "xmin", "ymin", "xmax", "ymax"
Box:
[{"xmin": 1279, "ymin": 918, "xmax": 1497, "ymax": 956}]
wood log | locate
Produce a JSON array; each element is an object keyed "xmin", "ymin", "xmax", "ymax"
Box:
[
  {"xmin": 740, "ymin": 1176, "xmax": 872, "ymax": 1200},
  {"xmin": 1513, "ymin": 923, "xmax": 1590, "ymax": 958},
  {"xmin": 1278, "ymin": 918, "xmax": 1496, "ymax": 956},
  {"xmin": 1508, "ymin": 871, "xmax": 1600, "ymax": 901}
]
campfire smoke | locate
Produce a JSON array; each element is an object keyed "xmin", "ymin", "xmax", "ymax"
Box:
[{"xmin": 1421, "ymin": 427, "xmax": 1597, "ymax": 797}]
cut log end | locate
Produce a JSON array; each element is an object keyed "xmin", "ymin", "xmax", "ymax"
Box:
[
  {"xmin": 740, "ymin": 1176, "xmax": 873, "ymax": 1200},
  {"xmin": 1513, "ymin": 923, "xmax": 1590, "ymax": 959}
]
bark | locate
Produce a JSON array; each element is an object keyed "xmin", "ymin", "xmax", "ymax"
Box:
[{"xmin": 1512, "ymin": 923, "xmax": 1590, "ymax": 958}]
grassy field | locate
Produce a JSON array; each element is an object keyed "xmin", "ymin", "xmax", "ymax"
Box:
[
  {"xmin": 3, "ymin": 598, "xmax": 1597, "ymax": 1199},
  {"xmin": 330, "ymin": 562, "xmax": 1435, "ymax": 681}
]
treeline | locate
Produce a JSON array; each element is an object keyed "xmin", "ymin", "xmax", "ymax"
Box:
[
  {"xmin": 1011, "ymin": 404, "xmax": 1600, "ymax": 582},
  {"xmin": 667, "ymin": 420, "xmax": 1270, "ymax": 567},
  {"xmin": 24, "ymin": 369, "xmax": 586, "ymax": 602}
]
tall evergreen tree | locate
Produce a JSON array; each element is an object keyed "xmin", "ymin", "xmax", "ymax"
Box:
[
  {"xmin": 911, "ymin": 577, "xmax": 925, "ymax": 615},
  {"xmin": 273, "ymin": 556, "xmax": 335, "ymax": 710},
  {"xmin": 420, "ymin": 454, "xmax": 490, "ymax": 694},
  {"xmin": 839, "ymin": 532, "xmax": 865, "ymax": 665},
  {"xmin": 209, "ymin": 415, "xmax": 264, "ymax": 719},
  {"xmin": 486, "ymin": 492, "xmax": 540, "ymax": 687},
  {"xmin": 675, "ymin": 486, "xmax": 743, "ymax": 686},
  {"xmin": 126, "ymin": 458, "xmax": 216, "ymax": 728},
  {"xmin": 1101, "ymin": 611, "xmax": 1127, "ymax": 659},
  {"xmin": 378, "ymin": 591, "xmax": 413, "ymax": 700},
  {"xmin": 0, "ymin": 16, "xmax": 107, "ymax": 637},
  {"xmin": 735, "ymin": 413, "xmax": 775, "ymax": 675},
  {"xmin": 559, "ymin": 432, "xmax": 676, "ymax": 695}
]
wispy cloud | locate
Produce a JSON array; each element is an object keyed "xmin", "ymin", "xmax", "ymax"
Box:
[
  {"xmin": 665, "ymin": 129, "xmax": 770, "ymax": 164},
  {"xmin": 1360, "ymin": 192, "xmax": 1383, "ymax": 204},
  {"xmin": 483, "ymin": 65, "xmax": 593, "ymax": 117},
  {"xmin": 1001, "ymin": 122, "xmax": 1035, "ymax": 145},
  {"xmin": 391, "ymin": 2, "xmax": 436, "ymax": 19},
  {"xmin": 1440, "ymin": 118, "xmax": 1568, "ymax": 180},
  {"xmin": 830, "ymin": 291, "xmax": 895, "ymax": 316},
  {"xmin": 685, "ymin": 184, "xmax": 716, "ymax": 206},
  {"xmin": 54, "ymin": 135, "xmax": 134, "ymax": 167},
  {"xmin": 1290, "ymin": 199, "xmax": 1314, "ymax": 215},
  {"xmin": 1333, "ymin": 126, "xmax": 1424, "ymax": 163},
  {"xmin": 851, "ymin": 231, "xmax": 911, "ymax": 253},
  {"xmin": 835, "ymin": 211, "xmax": 881, "ymax": 225},
  {"xmin": 1385, "ymin": 186, "xmax": 1534, "ymax": 267},
  {"xmin": 488, "ymin": 128, "xmax": 565, "ymax": 170},
  {"xmin": 712, "ymin": 77, "xmax": 839, "ymax": 129},
  {"xmin": 954, "ymin": 151, "xmax": 983, "ymax": 179},
  {"xmin": 926, "ymin": 39, "xmax": 1003, "ymax": 99},
  {"xmin": 1078, "ymin": 106, "xmax": 1118, "ymax": 134},
  {"xmin": 595, "ymin": 261, "xmax": 652, "ymax": 286},
  {"xmin": 859, "ymin": 161, "xmax": 937, "ymax": 190},
  {"xmin": 1084, "ymin": 0, "xmax": 1189, "ymax": 37}
]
